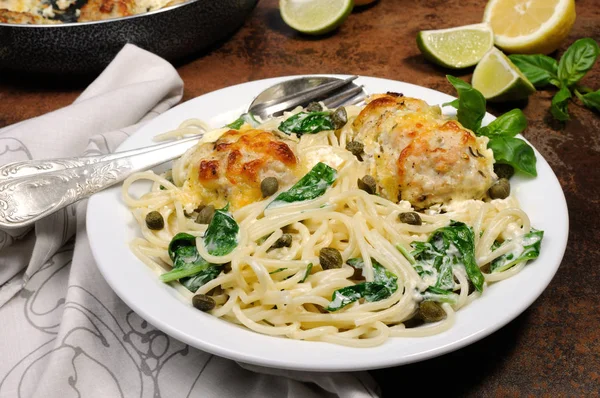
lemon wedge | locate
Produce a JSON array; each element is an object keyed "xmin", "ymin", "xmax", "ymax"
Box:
[
  {"xmin": 483, "ymin": 0, "xmax": 576, "ymax": 54},
  {"xmin": 472, "ymin": 47, "xmax": 536, "ymax": 102}
]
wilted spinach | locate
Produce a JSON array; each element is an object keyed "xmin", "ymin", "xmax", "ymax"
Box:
[
  {"xmin": 491, "ymin": 229, "xmax": 544, "ymax": 273},
  {"xmin": 226, "ymin": 113, "xmax": 259, "ymax": 129},
  {"xmin": 411, "ymin": 221, "xmax": 484, "ymax": 293},
  {"xmin": 278, "ymin": 111, "xmax": 335, "ymax": 136},
  {"xmin": 268, "ymin": 162, "xmax": 337, "ymax": 208},
  {"xmin": 203, "ymin": 204, "xmax": 239, "ymax": 256},
  {"xmin": 326, "ymin": 258, "xmax": 398, "ymax": 312}
]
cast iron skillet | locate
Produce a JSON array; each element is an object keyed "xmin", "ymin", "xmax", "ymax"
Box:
[{"xmin": 0, "ymin": 0, "xmax": 258, "ymax": 74}]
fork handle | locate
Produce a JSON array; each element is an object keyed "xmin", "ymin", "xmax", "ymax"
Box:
[{"xmin": 0, "ymin": 136, "xmax": 201, "ymax": 230}]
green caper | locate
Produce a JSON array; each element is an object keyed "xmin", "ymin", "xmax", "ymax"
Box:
[
  {"xmin": 196, "ymin": 205, "xmax": 215, "ymax": 224},
  {"xmin": 345, "ymin": 140, "xmax": 364, "ymax": 157},
  {"xmin": 357, "ymin": 175, "xmax": 377, "ymax": 195},
  {"xmin": 261, "ymin": 177, "xmax": 279, "ymax": 197},
  {"xmin": 331, "ymin": 107, "xmax": 348, "ymax": 130},
  {"xmin": 494, "ymin": 163, "xmax": 515, "ymax": 180},
  {"xmin": 145, "ymin": 211, "xmax": 164, "ymax": 230},
  {"xmin": 271, "ymin": 233, "xmax": 293, "ymax": 249},
  {"xmin": 192, "ymin": 294, "xmax": 216, "ymax": 312},
  {"xmin": 488, "ymin": 178, "xmax": 511, "ymax": 199},
  {"xmin": 306, "ymin": 102, "xmax": 323, "ymax": 112},
  {"xmin": 419, "ymin": 301, "xmax": 446, "ymax": 322},
  {"xmin": 319, "ymin": 247, "xmax": 343, "ymax": 270},
  {"xmin": 399, "ymin": 212, "xmax": 422, "ymax": 226}
]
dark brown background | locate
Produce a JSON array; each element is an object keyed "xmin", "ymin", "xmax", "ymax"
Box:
[{"xmin": 1, "ymin": 0, "xmax": 599, "ymax": 396}]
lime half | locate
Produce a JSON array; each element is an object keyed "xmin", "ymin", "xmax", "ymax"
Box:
[
  {"xmin": 417, "ymin": 23, "xmax": 494, "ymax": 69},
  {"xmin": 472, "ymin": 47, "xmax": 536, "ymax": 102},
  {"xmin": 280, "ymin": 0, "xmax": 354, "ymax": 35}
]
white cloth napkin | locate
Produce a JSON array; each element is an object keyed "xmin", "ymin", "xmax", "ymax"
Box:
[{"xmin": 0, "ymin": 44, "xmax": 380, "ymax": 398}]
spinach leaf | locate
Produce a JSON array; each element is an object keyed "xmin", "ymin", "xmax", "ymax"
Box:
[
  {"xmin": 411, "ymin": 221, "xmax": 484, "ymax": 293},
  {"xmin": 300, "ymin": 263, "xmax": 313, "ymax": 283},
  {"xmin": 488, "ymin": 136, "xmax": 537, "ymax": 177},
  {"xmin": 446, "ymin": 75, "xmax": 487, "ymax": 132},
  {"xmin": 227, "ymin": 113, "xmax": 259, "ymax": 129},
  {"xmin": 558, "ymin": 38, "xmax": 600, "ymax": 88},
  {"xmin": 161, "ymin": 233, "xmax": 222, "ymax": 292},
  {"xmin": 269, "ymin": 268, "xmax": 287, "ymax": 274},
  {"xmin": 278, "ymin": 111, "xmax": 335, "ymax": 136},
  {"xmin": 326, "ymin": 259, "xmax": 398, "ymax": 311},
  {"xmin": 550, "ymin": 86, "xmax": 572, "ymax": 121},
  {"xmin": 422, "ymin": 286, "xmax": 459, "ymax": 305},
  {"xmin": 268, "ymin": 162, "xmax": 337, "ymax": 208},
  {"xmin": 508, "ymin": 54, "xmax": 560, "ymax": 88},
  {"xmin": 576, "ymin": 89, "xmax": 600, "ymax": 113},
  {"xmin": 181, "ymin": 266, "xmax": 222, "ymax": 292},
  {"xmin": 203, "ymin": 205, "xmax": 239, "ymax": 256},
  {"xmin": 478, "ymin": 109, "xmax": 527, "ymax": 138},
  {"xmin": 491, "ymin": 229, "xmax": 544, "ymax": 273}
]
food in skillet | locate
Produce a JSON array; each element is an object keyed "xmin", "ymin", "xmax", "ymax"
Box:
[
  {"xmin": 0, "ymin": 0, "xmax": 186, "ymax": 23},
  {"xmin": 122, "ymin": 85, "xmax": 544, "ymax": 347}
]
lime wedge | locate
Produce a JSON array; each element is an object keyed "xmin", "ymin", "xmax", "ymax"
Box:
[
  {"xmin": 279, "ymin": 0, "xmax": 354, "ymax": 35},
  {"xmin": 472, "ymin": 47, "xmax": 536, "ymax": 102},
  {"xmin": 417, "ymin": 23, "xmax": 494, "ymax": 69}
]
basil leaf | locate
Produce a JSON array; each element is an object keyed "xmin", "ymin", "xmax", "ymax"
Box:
[
  {"xmin": 508, "ymin": 54, "xmax": 560, "ymax": 88},
  {"xmin": 300, "ymin": 263, "xmax": 313, "ymax": 283},
  {"xmin": 446, "ymin": 75, "xmax": 487, "ymax": 132},
  {"xmin": 278, "ymin": 111, "xmax": 335, "ymax": 136},
  {"xmin": 442, "ymin": 99, "xmax": 459, "ymax": 109},
  {"xmin": 411, "ymin": 221, "xmax": 484, "ymax": 293},
  {"xmin": 558, "ymin": 38, "xmax": 600, "ymax": 87},
  {"xmin": 227, "ymin": 112, "xmax": 259, "ymax": 129},
  {"xmin": 161, "ymin": 233, "xmax": 221, "ymax": 292},
  {"xmin": 268, "ymin": 162, "xmax": 337, "ymax": 208},
  {"xmin": 488, "ymin": 136, "xmax": 537, "ymax": 177},
  {"xmin": 550, "ymin": 86, "xmax": 572, "ymax": 121},
  {"xmin": 326, "ymin": 259, "xmax": 398, "ymax": 311},
  {"xmin": 491, "ymin": 229, "xmax": 544, "ymax": 273},
  {"xmin": 478, "ymin": 109, "xmax": 527, "ymax": 138},
  {"xmin": 576, "ymin": 89, "xmax": 600, "ymax": 113},
  {"xmin": 203, "ymin": 205, "xmax": 239, "ymax": 256}
]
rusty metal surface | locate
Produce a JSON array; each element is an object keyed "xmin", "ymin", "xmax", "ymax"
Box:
[{"xmin": 1, "ymin": 0, "xmax": 599, "ymax": 395}]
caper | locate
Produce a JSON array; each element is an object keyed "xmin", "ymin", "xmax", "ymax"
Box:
[
  {"xmin": 145, "ymin": 211, "xmax": 164, "ymax": 230},
  {"xmin": 488, "ymin": 178, "xmax": 511, "ymax": 199},
  {"xmin": 331, "ymin": 107, "xmax": 348, "ymax": 130},
  {"xmin": 357, "ymin": 175, "xmax": 377, "ymax": 195},
  {"xmin": 261, "ymin": 177, "xmax": 279, "ymax": 197},
  {"xmin": 419, "ymin": 301, "xmax": 446, "ymax": 322},
  {"xmin": 399, "ymin": 212, "xmax": 422, "ymax": 226},
  {"xmin": 494, "ymin": 163, "xmax": 515, "ymax": 180},
  {"xmin": 192, "ymin": 294, "xmax": 216, "ymax": 312},
  {"xmin": 345, "ymin": 140, "xmax": 364, "ymax": 157},
  {"xmin": 306, "ymin": 101, "xmax": 323, "ymax": 112},
  {"xmin": 196, "ymin": 205, "xmax": 215, "ymax": 224},
  {"xmin": 319, "ymin": 247, "xmax": 343, "ymax": 270},
  {"xmin": 271, "ymin": 233, "xmax": 293, "ymax": 249}
]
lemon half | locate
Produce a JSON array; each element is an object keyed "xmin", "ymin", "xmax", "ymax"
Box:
[{"xmin": 483, "ymin": 0, "xmax": 576, "ymax": 54}]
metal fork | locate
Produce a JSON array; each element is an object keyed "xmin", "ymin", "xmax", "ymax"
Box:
[{"xmin": 0, "ymin": 76, "xmax": 367, "ymax": 229}]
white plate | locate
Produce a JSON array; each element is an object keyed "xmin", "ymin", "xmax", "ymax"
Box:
[{"xmin": 87, "ymin": 75, "xmax": 569, "ymax": 372}]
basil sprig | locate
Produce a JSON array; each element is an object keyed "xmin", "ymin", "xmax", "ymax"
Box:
[
  {"xmin": 509, "ymin": 38, "xmax": 600, "ymax": 120},
  {"xmin": 446, "ymin": 76, "xmax": 537, "ymax": 176}
]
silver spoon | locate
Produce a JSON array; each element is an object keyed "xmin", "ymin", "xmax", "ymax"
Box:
[{"xmin": 0, "ymin": 76, "xmax": 367, "ymax": 229}]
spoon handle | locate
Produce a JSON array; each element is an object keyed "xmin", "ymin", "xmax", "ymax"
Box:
[{"xmin": 0, "ymin": 135, "xmax": 202, "ymax": 230}]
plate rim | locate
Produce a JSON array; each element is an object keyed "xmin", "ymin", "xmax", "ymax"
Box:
[{"xmin": 87, "ymin": 74, "xmax": 569, "ymax": 372}]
